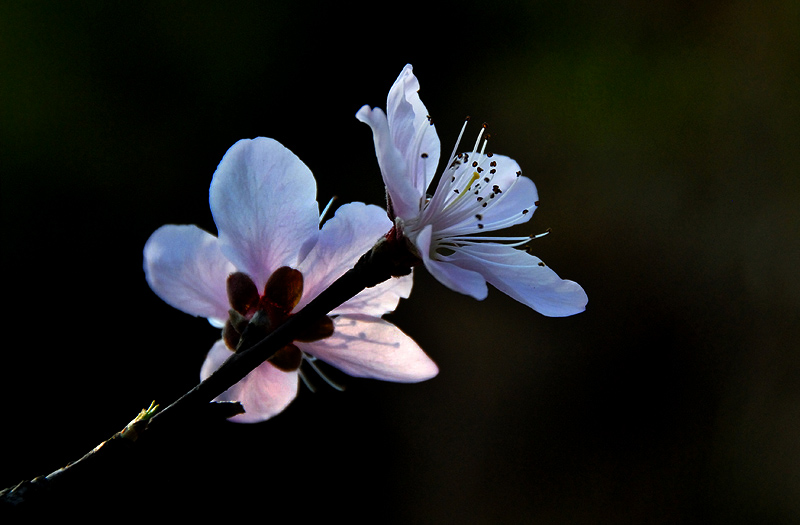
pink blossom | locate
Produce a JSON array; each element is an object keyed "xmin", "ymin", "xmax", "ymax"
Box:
[{"xmin": 144, "ymin": 137, "xmax": 437, "ymax": 422}]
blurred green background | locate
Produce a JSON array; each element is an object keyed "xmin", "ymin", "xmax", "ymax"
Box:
[{"xmin": 2, "ymin": 1, "xmax": 799, "ymax": 522}]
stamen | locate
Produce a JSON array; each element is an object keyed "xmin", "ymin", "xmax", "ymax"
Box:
[
  {"xmin": 444, "ymin": 235, "xmax": 533, "ymax": 247},
  {"xmin": 517, "ymin": 229, "xmax": 552, "ymax": 253},
  {"xmin": 303, "ymin": 355, "xmax": 345, "ymax": 392},
  {"xmin": 298, "ymin": 369, "xmax": 317, "ymax": 393},
  {"xmin": 418, "ymin": 117, "xmax": 510, "ymax": 231},
  {"xmin": 319, "ymin": 196, "xmax": 337, "ymax": 225},
  {"xmin": 411, "ymin": 115, "xmax": 435, "ymax": 186},
  {"xmin": 479, "ymin": 133, "xmax": 490, "ymax": 156},
  {"xmin": 419, "ymin": 153, "xmax": 430, "ymax": 210},
  {"xmin": 470, "ymin": 123, "xmax": 487, "ymax": 156},
  {"xmin": 442, "ymin": 227, "xmax": 549, "ymax": 248},
  {"xmin": 444, "ymin": 117, "xmax": 471, "ymax": 170}
]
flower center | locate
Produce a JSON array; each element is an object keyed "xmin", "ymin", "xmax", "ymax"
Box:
[
  {"xmin": 409, "ymin": 117, "xmax": 551, "ymax": 257},
  {"xmin": 223, "ymin": 267, "xmax": 334, "ymax": 372}
]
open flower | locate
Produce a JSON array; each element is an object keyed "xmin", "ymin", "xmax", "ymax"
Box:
[
  {"xmin": 356, "ymin": 64, "xmax": 587, "ymax": 316},
  {"xmin": 144, "ymin": 137, "xmax": 437, "ymax": 422}
]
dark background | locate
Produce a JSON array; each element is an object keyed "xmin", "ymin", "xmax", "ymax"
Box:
[{"xmin": 2, "ymin": 1, "xmax": 799, "ymax": 522}]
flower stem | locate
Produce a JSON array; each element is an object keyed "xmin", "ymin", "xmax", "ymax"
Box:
[
  {"xmin": 150, "ymin": 239, "xmax": 405, "ymax": 429},
  {"xmin": 0, "ymin": 236, "xmax": 413, "ymax": 511}
]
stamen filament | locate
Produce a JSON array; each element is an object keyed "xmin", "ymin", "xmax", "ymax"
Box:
[
  {"xmin": 444, "ymin": 235, "xmax": 534, "ymax": 243},
  {"xmin": 303, "ymin": 356, "xmax": 345, "ymax": 392},
  {"xmin": 479, "ymin": 136, "xmax": 489, "ymax": 156},
  {"xmin": 445, "ymin": 117, "xmax": 471, "ymax": 170},
  {"xmin": 442, "ymin": 236, "xmax": 533, "ymax": 248},
  {"xmin": 319, "ymin": 196, "xmax": 337, "ymax": 225},
  {"xmin": 439, "ymin": 229, "xmax": 549, "ymax": 248},
  {"xmin": 470, "ymin": 123, "xmax": 487, "ymax": 156},
  {"xmin": 298, "ymin": 369, "xmax": 317, "ymax": 393}
]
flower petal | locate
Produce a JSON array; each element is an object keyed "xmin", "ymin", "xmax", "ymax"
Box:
[
  {"xmin": 445, "ymin": 155, "xmax": 539, "ymax": 234},
  {"xmin": 143, "ymin": 224, "xmax": 234, "ymax": 323},
  {"xmin": 209, "ymin": 137, "xmax": 320, "ymax": 290},
  {"xmin": 296, "ymin": 202, "xmax": 394, "ymax": 310},
  {"xmin": 200, "ymin": 340, "xmax": 299, "ymax": 423},
  {"xmin": 477, "ymin": 170, "xmax": 539, "ymax": 230},
  {"xmin": 415, "ymin": 224, "xmax": 488, "ymax": 300},
  {"xmin": 385, "ymin": 64, "xmax": 441, "ymax": 196},
  {"xmin": 331, "ymin": 272, "xmax": 413, "ymax": 317},
  {"xmin": 298, "ymin": 314, "xmax": 438, "ymax": 382},
  {"xmin": 356, "ymin": 105, "xmax": 421, "ymax": 220},
  {"xmin": 447, "ymin": 243, "xmax": 588, "ymax": 316}
]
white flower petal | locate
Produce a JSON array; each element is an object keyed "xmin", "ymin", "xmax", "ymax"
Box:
[
  {"xmin": 143, "ymin": 224, "xmax": 234, "ymax": 322},
  {"xmin": 360, "ymin": 64, "xmax": 586, "ymax": 315},
  {"xmin": 332, "ymin": 272, "xmax": 413, "ymax": 317},
  {"xmin": 475, "ymin": 171, "xmax": 539, "ymax": 231},
  {"xmin": 457, "ymin": 156, "xmax": 538, "ymax": 231},
  {"xmin": 385, "ymin": 64, "xmax": 441, "ymax": 196},
  {"xmin": 298, "ymin": 314, "xmax": 438, "ymax": 382},
  {"xmin": 210, "ymin": 137, "xmax": 320, "ymax": 290},
  {"xmin": 415, "ymin": 224, "xmax": 488, "ymax": 300},
  {"xmin": 448, "ymin": 243, "xmax": 588, "ymax": 317},
  {"xmin": 420, "ymin": 154, "xmax": 536, "ymax": 237},
  {"xmin": 200, "ymin": 340, "xmax": 299, "ymax": 423},
  {"xmin": 356, "ymin": 105, "xmax": 421, "ymax": 220},
  {"xmin": 296, "ymin": 202, "xmax": 393, "ymax": 310}
]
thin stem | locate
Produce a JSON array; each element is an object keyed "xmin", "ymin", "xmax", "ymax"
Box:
[
  {"xmin": 1, "ymin": 235, "xmax": 415, "ymax": 510},
  {"xmin": 149, "ymin": 244, "xmax": 397, "ymax": 429}
]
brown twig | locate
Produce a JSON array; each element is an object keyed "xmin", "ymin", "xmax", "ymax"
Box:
[{"xmin": 0, "ymin": 236, "xmax": 414, "ymax": 513}]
